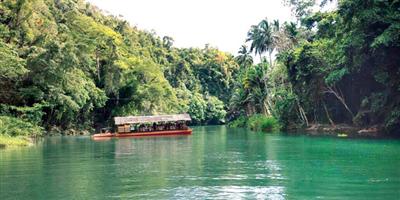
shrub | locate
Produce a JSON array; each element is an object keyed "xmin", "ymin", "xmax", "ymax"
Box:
[
  {"xmin": 229, "ymin": 114, "xmax": 280, "ymax": 133},
  {"xmin": 228, "ymin": 116, "xmax": 248, "ymax": 128},
  {"xmin": 247, "ymin": 114, "xmax": 264, "ymax": 131},
  {"xmin": 0, "ymin": 135, "xmax": 30, "ymax": 148},
  {"xmin": 259, "ymin": 117, "xmax": 280, "ymax": 132},
  {"xmin": 0, "ymin": 116, "xmax": 43, "ymax": 137}
]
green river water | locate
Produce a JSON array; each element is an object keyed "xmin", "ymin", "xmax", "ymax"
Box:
[{"xmin": 1, "ymin": 126, "xmax": 399, "ymax": 199}]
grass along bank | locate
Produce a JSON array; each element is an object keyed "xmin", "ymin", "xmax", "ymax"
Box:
[
  {"xmin": 0, "ymin": 116, "xmax": 43, "ymax": 148},
  {"xmin": 0, "ymin": 135, "xmax": 31, "ymax": 148},
  {"xmin": 229, "ymin": 114, "xmax": 280, "ymax": 132}
]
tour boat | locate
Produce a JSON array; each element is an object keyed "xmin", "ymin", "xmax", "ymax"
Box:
[{"xmin": 92, "ymin": 114, "xmax": 192, "ymax": 139}]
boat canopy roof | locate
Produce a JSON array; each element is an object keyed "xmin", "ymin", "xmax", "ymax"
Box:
[{"xmin": 114, "ymin": 114, "xmax": 191, "ymax": 125}]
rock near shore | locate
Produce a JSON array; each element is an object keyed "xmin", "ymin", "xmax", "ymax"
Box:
[{"xmin": 304, "ymin": 124, "xmax": 382, "ymax": 137}]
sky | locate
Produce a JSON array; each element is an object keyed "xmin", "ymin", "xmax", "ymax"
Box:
[{"xmin": 85, "ymin": 0, "xmax": 295, "ymax": 55}]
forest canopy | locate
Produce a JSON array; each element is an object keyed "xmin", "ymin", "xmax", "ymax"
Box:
[{"xmin": 0, "ymin": 0, "xmax": 238, "ymax": 135}]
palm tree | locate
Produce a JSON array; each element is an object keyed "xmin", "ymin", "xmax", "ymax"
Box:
[
  {"xmin": 246, "ymin": 25, "xmax": 264, "ymax": 59},
  {"xmin": 270, "ymin": 21, "xmax": 300, "ymax": 52},
  {"xmin": 230, "ymin": 83, "xmax": 252, "ymax": 116},
  {"xmin": 259, "ymin": 19, "xmax": 274, "ymax": 68},
  {"xmin": 236, "ymin": 45, "xmax": 253, "ymax": 68},
  {"xmin": 162, "ymin": 36, "xmax": 174, "ymax": 49},
  {"xmin": 243, "ymin": 63, "xmax": 271, "ymax": 115},
  {"xmin": 229, "ymin": 68, "xmax": 256, "ymax": 116},
  {"xmin": 284, "ymin": 22, "xmax": 299, "ymax": 45},
  {"xmin": 246, "ymin": 18, "xmax": 274, "ymax": 67},
  {"xmin": 272, "ymin": 20, "xmax": 280, "ymax": 32}
]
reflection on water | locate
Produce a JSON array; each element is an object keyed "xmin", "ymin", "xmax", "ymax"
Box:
[
  {"xmin": 1, "ymin": 126, "xmax": 400, "ymax": 199},
  {"xmin": 164, "ymin": 186, "xmax": 285, "ymax": 200}
]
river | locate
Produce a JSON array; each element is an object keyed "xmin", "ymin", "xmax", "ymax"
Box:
[{"xmin": 1, "ymin": 126, "xmax": 399, "ymax": 199}]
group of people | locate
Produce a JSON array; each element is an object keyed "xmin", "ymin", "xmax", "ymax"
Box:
[{"xmin": 133, "ymin": 121, "xmax": 188, "ymax": 132}]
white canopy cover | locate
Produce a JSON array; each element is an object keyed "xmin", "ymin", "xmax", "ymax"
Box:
[{"xmin": 114, "ymin": 114, "xmax": 191, "ymax": 125}]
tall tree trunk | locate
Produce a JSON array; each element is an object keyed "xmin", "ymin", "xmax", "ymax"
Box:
[
  {"xmin": 246, "ymin": 103, "xmax": 253, "ymax": 116},
  {"xmin": 115, "ymin": 93, "xmax": 119, "ymax": 106},
  {"xmin": 324, "ymin": 85, "xmax": 354, "ymax": 118},
  {"xmin": 96, "ymin": 49, "xmax": 101, "ymax": 82},
  {"xmin": 323, "ymin": 101, "xmax": 335, "ymax": 127},
  {"xmin": 263, "ymin": 98, "xmax": 274, "ymax": 116},
  {"xmin": 297, "ymin": 100, "xmax": 309, "ymax": 126},
  {"xmin": 262, "ymin": 102, "xmax": 268, "ymax": 115},
  {"xmin": 269, "ymin": 51, "xmax": 273, "ymax": 68},
  {"xmin": 262, "ymin": 100, "xmax": 271, "ymax": 116}
]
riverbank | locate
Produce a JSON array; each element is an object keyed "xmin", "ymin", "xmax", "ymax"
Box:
[
  {"xmin": 299, "ymin": 123, "xmax": 393, "ymax": 138},
  {"xmin": 229, "ymin": 114, "xmax": 396, "ymax": 138}
]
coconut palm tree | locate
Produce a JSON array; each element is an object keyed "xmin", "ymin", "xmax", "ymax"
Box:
[
  {"xmin": 236, "ymin": 45, "xmax": 253, "ymax": 68},
  {"xmin": 246, "ymin": 25, "xmax": 264, "ymax": 59},
  {"xmin": 272, "ymin": 20, "xmax": 280, "ymax": 32},
  {"xmin": 246, "ymin": 18, "xmax": 274, "ymax": 67},
  {"xmin": 259, "ymin": 19, "xmax": 274, "ymax": 67},
  {"xmin": 243, "ymin": 63, "xmax": 271, "ymax": 115},
  {"xmin": 284, "ymin": 22, "xmax": 299, "ymax": 45}
]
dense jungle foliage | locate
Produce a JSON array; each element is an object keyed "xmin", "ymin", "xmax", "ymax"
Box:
[
  {"xmin": 0, "ymin": 0, "xmax": 237, "ymax": 137},
  {"xmin": 0, "ymin": 0, "xmax": 399, "ymax": 139},
  {"xmin": 229, "ymin": 0, "xmax": 400, "ymax": 135}
]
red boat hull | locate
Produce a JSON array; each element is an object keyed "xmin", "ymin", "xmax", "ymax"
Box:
[{"xmin": 92, "ymin": 129, "xmax": 192, "ymax": 139}]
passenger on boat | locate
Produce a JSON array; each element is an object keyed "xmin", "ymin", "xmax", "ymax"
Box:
[
  {"xmin": 157, "ymin": 123, "xmax": 164, "ymax": 131},
  {"xmin": 146, "ymin": 124, "xmax": 151, "ymax": 132},
  {"xmin": 139, "ymin": 124, "xmax": 145, "ymax": 132},
  {"xmin": 132, "ymin": 122, "xmax": 188, "ymax": 133},
  {"xmin": 152, "ymin": 123, "xmax": 157, "ymax": 131}
]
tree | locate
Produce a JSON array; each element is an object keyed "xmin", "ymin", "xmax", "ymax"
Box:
[
  {"xmin": 236, "ymin": 45, "xmax": 253, "ymax": 68},
  {"xmin": 0, "ymin": 0, "xmax": 241, "ymax": 133},
  {"xmin": 273, "ymin": 0, "xmax": 400, "ymax": 134},
  {"xmin": 162, "ymin": 36, "xmax": 174, "ymax": 49},
  {"xmin": 247, "ymin": 18, "xmax": 274, "ymax": 67}
]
